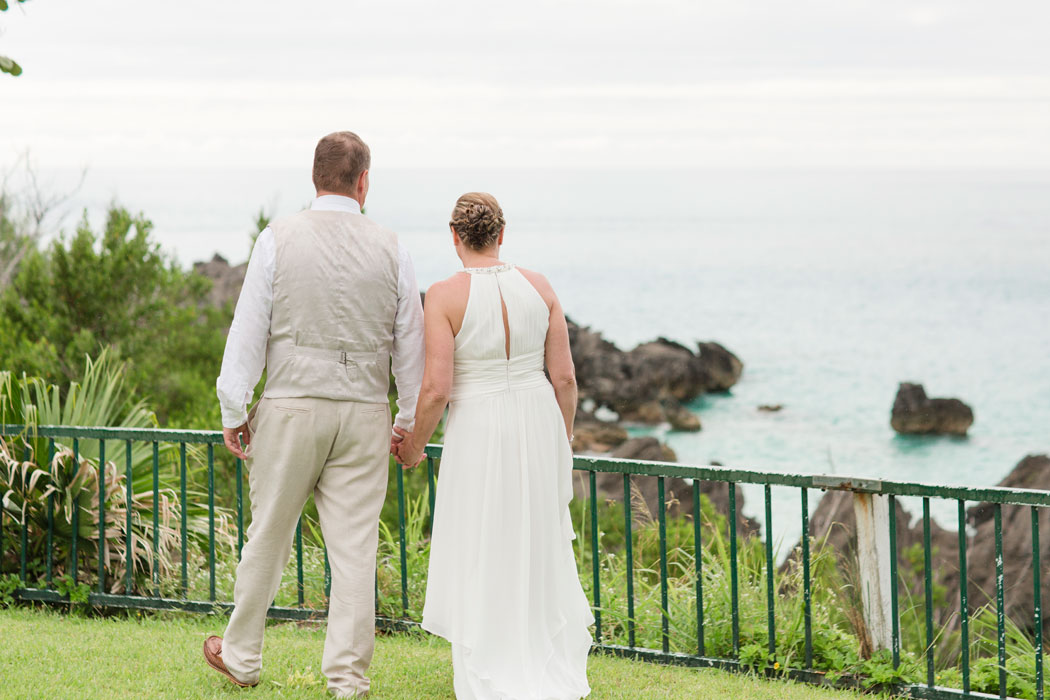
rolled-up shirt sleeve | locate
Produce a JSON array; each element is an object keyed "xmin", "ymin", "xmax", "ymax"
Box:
[
  {"xmin": 216, "ymin": 228, "xmax": 275, "ymax": 429},
  {"xmin": 391, "ymin": 243, "xmax": 425, "ymax": 432}
]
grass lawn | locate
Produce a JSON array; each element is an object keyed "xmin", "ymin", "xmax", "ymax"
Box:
[{"xmin": 0, "ymin": 607, "xmax": 865, "ymax": 699}]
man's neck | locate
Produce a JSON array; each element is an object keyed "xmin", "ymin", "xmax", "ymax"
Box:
[{"xmin": 315, "ymin": 191, "xmax": 361, "ymax": 206}]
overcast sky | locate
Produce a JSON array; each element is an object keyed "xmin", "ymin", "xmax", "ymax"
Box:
[{"xmin": 2, "ymin": 0, "xmax": 1049, "ymax": 171}]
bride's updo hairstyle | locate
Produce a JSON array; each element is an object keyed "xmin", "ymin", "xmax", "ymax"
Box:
[{"xmin": 449, "ymin": 192, "xmax": 505, "ymax": 251}]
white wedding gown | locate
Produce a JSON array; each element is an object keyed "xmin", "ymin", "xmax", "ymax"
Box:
[{"xmin": 421, "ymin": 263, "xmax": 593, "ymax": 700}]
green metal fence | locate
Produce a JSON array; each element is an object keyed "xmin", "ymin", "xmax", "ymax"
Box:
[{"xmin": 1, "ymin": 424, "xmax": 1047, "ymax": 699}]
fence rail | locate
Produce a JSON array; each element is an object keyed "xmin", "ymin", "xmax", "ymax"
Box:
[{"xmin": 1, "ymin": 424, "xmax": 1047, "ymax": 699}]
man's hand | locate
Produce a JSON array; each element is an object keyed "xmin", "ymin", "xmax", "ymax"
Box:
[
  {"xmin": 223, "ymin": 423, "xmax": 251, "ymax": 460},
  {"xmin": 390, "ymin": 426, "xmax": 407, "ymax": 456}
]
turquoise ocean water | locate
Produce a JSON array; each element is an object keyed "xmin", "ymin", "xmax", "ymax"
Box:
[{"xmin": 59, "ymin": 167, "xmax": 1050, "ymax": 544}]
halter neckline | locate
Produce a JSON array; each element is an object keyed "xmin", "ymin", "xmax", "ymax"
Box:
[{"xmin": 463, "ymin": 263, "xmax": 515, "ymax": 274}]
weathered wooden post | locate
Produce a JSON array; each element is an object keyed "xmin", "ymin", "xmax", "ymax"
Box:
[
  {"xmin": 853, "ymin": 492, "xmax": 895, "ymax": 651},
  {"xmin": 812, "ymin": 475, "xmax": 896, "ymax": 653}
]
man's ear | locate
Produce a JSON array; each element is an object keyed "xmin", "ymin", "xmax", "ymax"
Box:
[{"xmin": 357, "ymin": 169, "xmax": 370, "ymax": 202}]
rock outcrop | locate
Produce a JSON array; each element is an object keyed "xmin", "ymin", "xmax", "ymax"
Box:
[
  {"xmin": 960, "ymin": 455, "xmax": 1050, "ymax": 635},
  {"xmin": 890, "ymin": 382, "xmax": 974, "ymax": 436},
  {"xmin": 193, "ymin": 254, "xmax": 247, "ymax": 310},
  {"xmin": 571, "ymin": 420, "xmax": 629, "ymax": 454},
  {"xmin": 567, "ymin": 320, "xmax": 741, "ymax": 429},
  {"xmin": 784, "ymin": 455, "xmax": 1050, "ymax": 637}
]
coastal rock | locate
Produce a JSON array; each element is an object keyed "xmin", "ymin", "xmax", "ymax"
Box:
[
  {"xmin": 620, "ymin": 400, "xmax": 666, "ymax": 425},
  {"xmin": 890, "ymin": 382, "xmax": 974, "ymax": 436},
  {"xmin": 611, "ymin": 437, "xmax": 677, "ymax": 463},
  {"xmin": 967, "ymin": 455, "xmax": 1050, "ymax": 526},
  {"xmin": 567, "ymin": 319, "xmax": 741, "ymax": 427},
  {"xmin": 958, "ymin": 455, "xmax": 1050, "ymax": 635},
  {"xmin": 783, "ymin": 455, "xmax": 1050, "ymax": 637},
  {"xmin": 571, "ymin": 421, "xmax": 629, "ymax": 453},
  {"xmin": 193, "ymin": 254, "xmax": 246, "ymax": 310},
  {"xmin": 758, "ymin": 404, "xmax": 783, "ymax": 413},
  {"xmin": 665, "ymin": 401, "xmax": 701, "ymax": 431},
  {"xmin": 695, "ymin": 341, "xmax": 744, "ymax": 392},
  {"xmin": 627, "ymin": 338, "xmax": 709, "ymax": 402}
]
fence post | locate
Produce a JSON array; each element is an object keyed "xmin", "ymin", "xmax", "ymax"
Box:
[{"xmin": 853, "ymin": 492, "xmax": 895, "ymax": 651}]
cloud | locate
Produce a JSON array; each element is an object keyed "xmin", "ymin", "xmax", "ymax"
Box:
[{"xmin": 1, "ymin": 0, "xmax": 1048, "ymax": 169}]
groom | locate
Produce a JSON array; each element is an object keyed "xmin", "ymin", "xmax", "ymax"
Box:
[{"xmin": 204, "ymin": 131, "xmax": 425, "ymax": 698}]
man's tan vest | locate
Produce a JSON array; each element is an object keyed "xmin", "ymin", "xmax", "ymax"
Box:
[{"xmin": 263, "ymin": 209, "xmax": 399, "ymax": 404}]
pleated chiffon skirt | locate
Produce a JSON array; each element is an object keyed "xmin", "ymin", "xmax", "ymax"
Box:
[{"xmin": 421, "ymin": 382, "xmax": 593, "ymax": 700}]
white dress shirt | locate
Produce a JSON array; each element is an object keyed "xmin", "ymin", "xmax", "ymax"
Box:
[{"xmin": 216, "ymin": 195, "xmax": 425, "ymax": 431}]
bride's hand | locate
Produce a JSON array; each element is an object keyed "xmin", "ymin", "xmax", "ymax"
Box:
[{"xmin": 396, "ymin": 437, "xmax": 425, "ymax": 469}]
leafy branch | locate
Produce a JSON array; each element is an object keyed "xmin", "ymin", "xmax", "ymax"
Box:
[{"xmin": 1, "ymin": 0, "xmax": 30, "ymax": 78}]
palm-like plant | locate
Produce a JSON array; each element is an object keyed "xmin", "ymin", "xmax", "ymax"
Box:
[{"xmin": 0, "ymin": 351, "xmax": 235, "ymax": 592}]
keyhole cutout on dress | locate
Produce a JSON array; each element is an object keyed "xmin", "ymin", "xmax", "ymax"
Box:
[{"xmin": 496, "ymin": 277, "xmax": 511, "ymax": 360}]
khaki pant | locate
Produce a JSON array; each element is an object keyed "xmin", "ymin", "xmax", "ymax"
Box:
[{"xmin": 223, "ymin": 397, "xmax": 390, "ymax": 698}]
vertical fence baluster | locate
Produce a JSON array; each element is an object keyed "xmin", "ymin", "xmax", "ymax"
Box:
[
  {"xmin": 657, "ymin": 476, "xmax": 669, "ymax": 654},
  {"xmin": 1033, "ymin": 506, "xmax": 1043, "ymax": 700},
  {"xmin": 427, "ymin": 456, "xmax": 436, "ymax": 528},
  {"xmin": 958, "ymin": 499, "xmax": 970, "ymax": 694},
  {"xmin": 296, "ymin": 517, "xmax": 305, "ymax": 608},
  {"xmin": 46, "ymin": 439, "xmax": 56, "ymax": 587},
  {"xmin": 208, "ymin": 444, "xmax": 216, "ymax": 601},
  {"xmin": 19, "ymin": 442, "xmax": 30, "ymax": 585},
  {"xmin": 396, "ymin": 462, "xmax": 408, "ymax": 616},
  {"xmin": 98, "ymin": 439, "xmax": 106, "ymax": 594},
  {"xmin": 623, "ymin": 474, "xmax": 636, "ymax": 649},
  {"xmin": 923, "ymin": 497, "xmax": 935, "ymax": 688},
  {"xmin": 0, "ymin": 447, "xmax": 4, "ymax": 576},
  {"xmin": 0, "ymin": 462, "xmax": 4, "ymax": 576},
  {"xmin": 125, "ymin": 441, "xmax": 133, "ymax": 595},
  {"xmin": 995, "ymin": 503, "xmax": 1006, "ymax": 699},
  {"xmin": 729, "ymin": 481, "xmax": 740, "ymax": 657},
  {"xmin": 0, "ymin": 440, "xmax": 8, "ymax": 577},
  {"xmin": 589, "ymin": 470, "xmax": 602, "ymax": 644},
  {"xmin": 324, "ymin": 545, "xmax": 332, "ymax": 599},
  {"xmin": 763, "ymin": 484, "xmax": 775, "ymax": 661},
  {"xmin": 801, "ymin": 488, "xmax": 812, "ymax": 669},
  {"xmin": 180, "ymin": 443, "xmax": 188, "ymax": 597},
  {"xmin": 235, "ymin": 457, "xmax": 244, "ymax": 560},
  {"xmin": 151, "ymin": 441, "xmax": 159, "ymax": 596},
  {"xmin": 71, "ymin": 438, "xmax": 79, "ymax": 585},
  {"xmin": 888, "ymin": 493, "xmax": 900, "ymax": 669},
  {"xmin": 693, "ymin": 480, "xmax": 705, "ymax": 656}
]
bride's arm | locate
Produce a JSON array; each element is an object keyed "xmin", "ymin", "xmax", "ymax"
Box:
[
  {"xmin": 544, "ymin": 295, "xmax": 577, "ymax": 444},
  {"xmin": 519, "ymin": 268, "xmax": 577, "ymax": 443},
  {"xmin": 398, "ymin": 284, "xmax": 455, "ymax": 467}
]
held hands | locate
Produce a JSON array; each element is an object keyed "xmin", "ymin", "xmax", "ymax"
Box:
[{"xmin": 391, "ymin": 426, "xmax": 425, "ymax": 469}]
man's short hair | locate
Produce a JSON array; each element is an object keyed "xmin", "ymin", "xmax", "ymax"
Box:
[{"xmin": 312, "ymin": 131, "xmax": 371, "ymax": 195}]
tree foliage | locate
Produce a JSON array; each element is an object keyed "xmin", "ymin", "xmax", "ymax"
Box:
[
  {"xmin": 0, "ymin": 0, "xmax": 29, "ymax": 78},
  {"xmin": 0, "ymin": 205, "xmax": 229, "ymax": 427}
]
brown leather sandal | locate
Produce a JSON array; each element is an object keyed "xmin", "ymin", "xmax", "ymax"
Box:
[{"xmin": 203, "ymin": 635, "xmax": 259, "ymax": 688}]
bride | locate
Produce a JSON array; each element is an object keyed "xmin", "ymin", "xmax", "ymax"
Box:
[{"xmin": 394, "ymin": 192, "xmax": 593, "ymax": 699}]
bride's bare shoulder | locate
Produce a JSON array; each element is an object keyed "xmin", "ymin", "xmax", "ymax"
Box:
[
  {"xmin": 423, "ymin": 273, "xmax": 471, "ymax": 310},
  {"xmin": 515, "ymin": 267, "xmax": 557, "ymax": 306}
]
